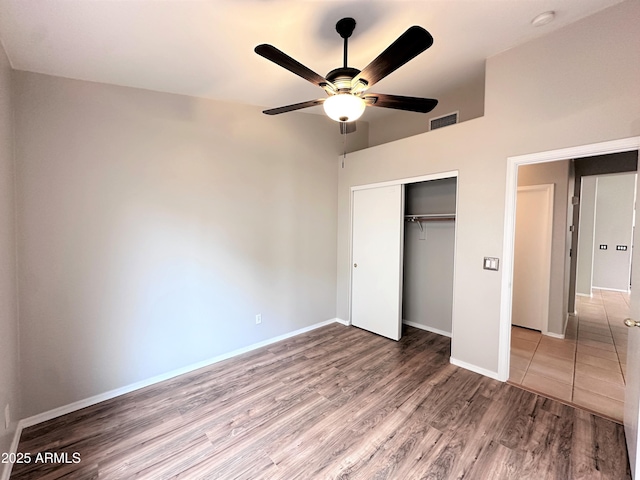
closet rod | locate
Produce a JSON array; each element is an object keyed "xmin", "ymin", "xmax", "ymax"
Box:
[
  {"xmin": 405, "ymin": 214, "xmax": 456, "ymax": 222},
  {"xmin": 405, "ymin": 214, "xmax": 455, "ymax": 232}
]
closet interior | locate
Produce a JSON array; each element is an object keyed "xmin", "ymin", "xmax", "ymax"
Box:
[{"xmin": 402, "ymin": 177, "xmax": 457, "ymax": 337}]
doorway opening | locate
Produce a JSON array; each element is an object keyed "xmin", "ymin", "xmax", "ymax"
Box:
[
  {"xmin": 501, "ymin": 138, "xmax": 640, "ymax": 424},
  {"xmin": 402, "ymin": 178, "xmax": 457, "ymax": 338}
]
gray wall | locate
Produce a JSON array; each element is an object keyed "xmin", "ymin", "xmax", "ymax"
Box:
[
  {"xmin": 592, "ymin": 173, "xmax": 636, "ymax": 291},
  {"xmin": 336, "ymin": 1, "xmax": 640, "ymax": 374},
  {"xmin": 576, "ymin": 176, "xmax": 597, "ymax": 296},
  {"xmin": 6, "ymin": 0, "xmax": 640, "ymax": 421},
  {"xmin": 368, "ymin": 72, "xmax": 485, "ymax": 147},
  {"xmin": 403, "ymin": 179, "xmax": 456, "ymax": 335},
  {"xmin": 405, "ymin": 178, "xmax": 457, "ymax": 215},
  {"xmin": 0, "ymin": 44, "xmax": 19, "ymax": 457},
  {"xmin": 13, "ymin": 72, "xmax": 368, "ymax": 417},
  {"xmin": 517, "ymin": 161, "xmax": 571, "ymax": 336}
]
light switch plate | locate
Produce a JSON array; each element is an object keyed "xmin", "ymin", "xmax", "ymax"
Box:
[{"xmin": 483, "ymin": 257, "xmax": 499, "ymax": 271}]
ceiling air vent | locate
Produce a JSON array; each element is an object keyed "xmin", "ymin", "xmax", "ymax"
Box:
[{"xmin": 429, "ymin": 111, "xmax": 458, "ymax": 131}]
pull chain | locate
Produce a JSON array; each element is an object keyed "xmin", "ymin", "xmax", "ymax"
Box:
[{"xmin": 342, "ymin": 129, "xmax": 347, "ymax": 168}]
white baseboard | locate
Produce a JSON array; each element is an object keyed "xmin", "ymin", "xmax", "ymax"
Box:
[
  {"xmin": 576, "ymin": 293, "xmax": 592, "ymax": 298},
  {"xmin": 1, "ymin": 424, "xmax": 23, "ymax": 480},
  {"xmin": 334, "ymin": 317, "xmax": 350, "ymax": 326},
  {"xmin": 450, "ymin": 357, "xmax": 503, "ymax": 381},
  {"xmin": 15, "ymin": 318, "xmax": 345, "ymax": 433},
  {"xmin": 545, "ymin": 331, "xmax": 565, "ymax": 339},
  {"xmin": 2, "ymin": 318, "xmax": 341, "ymax": 480},
  {"xmin": 542, "ymin": 313, "xmax": 570, "ymax": 340},
  {"xmin": 592, "ymin": 286, "xmax": 631, "ymax": 293},
  {"xmin": 403, "ymin": 320, "xmax": 451, "ymax": 338}
]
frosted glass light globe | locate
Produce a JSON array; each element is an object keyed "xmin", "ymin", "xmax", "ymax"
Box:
[{"xmin": 323, "ymin": 94, "xmax": 366, "ymax": 122}]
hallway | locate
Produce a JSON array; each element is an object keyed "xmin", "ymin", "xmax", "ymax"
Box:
[{"xmin": 509, "ymin": 289, "xmax": 628, "ymax": 422}]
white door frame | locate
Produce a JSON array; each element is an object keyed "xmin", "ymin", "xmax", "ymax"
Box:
[
  {"xmin": 512, "ymin": 184, "xmax": 554, "ymax": 335},
  {"xmin": 498, "ymin": 136, "xmax": 640, "ymax": 381},
  {"xmin": 348, "ymin": 170, "xmax": 459, "ymax": 328}
]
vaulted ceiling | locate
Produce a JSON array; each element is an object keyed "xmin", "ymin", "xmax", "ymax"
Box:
[{"xmin": 0, "ymin": 0, "xmax": 623, "ymax": 120}]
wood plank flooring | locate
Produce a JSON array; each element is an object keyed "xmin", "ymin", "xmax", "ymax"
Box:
[{"xmin": 10, "ymin": 324, "xmax": 631, "ymax": 479}]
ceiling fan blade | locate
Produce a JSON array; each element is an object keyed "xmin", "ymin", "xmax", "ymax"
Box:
[
  {"xmin": 339, "ymin": 122, "xmax": 357, "ymax": 135},
  {"xmin": 263, "ymin": 99, "xmax": 325, "ymax": 115},
  {"xmin": 255, "ymin": 44, "xmax": 335, "ymax": 92},
  {"xmin": 364, "ymin": 93, "xmax": 438, "ymax": 113},
  {"xmin": 352, "ymin": 26, "xmax": 433, "ymax": 89}
]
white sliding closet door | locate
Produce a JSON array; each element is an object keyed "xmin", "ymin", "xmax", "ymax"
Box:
[{"xmin": 351, "ymin": 185, "xmax": 404, "ymax": 340}]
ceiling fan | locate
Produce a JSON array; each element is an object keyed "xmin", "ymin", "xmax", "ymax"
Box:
[{"xmin": 255, "ymin": 18, "xmax": 438, "ymax": 134}]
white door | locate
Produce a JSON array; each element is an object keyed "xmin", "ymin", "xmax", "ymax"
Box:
[
  {"xmin": 512, "ymin": 184, "xmax": 554, "ymax": 331},
  {"xmin": 625, "ymin": 171, "xmax": 640, "ymax": 478},
  {"xmin": 351, "ymin": 185, "xmax": 404, "ymax": 340}
]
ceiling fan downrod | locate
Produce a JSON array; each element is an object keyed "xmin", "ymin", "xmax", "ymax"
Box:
[{"xmin": 336, "ymin": 17, "xmax": 356, "ymax": 69}]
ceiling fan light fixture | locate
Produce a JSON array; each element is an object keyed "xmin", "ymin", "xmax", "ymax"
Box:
[{"xmin": 323, "ymin": 94, "xmax": 366, "ymax": 122}]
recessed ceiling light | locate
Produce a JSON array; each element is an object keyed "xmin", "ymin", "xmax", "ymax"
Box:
[{"xmin": 531, "ymin": 11, "xmax": 555, "ymax": 27}]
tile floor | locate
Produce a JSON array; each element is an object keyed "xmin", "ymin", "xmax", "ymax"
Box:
[{"xmin": 509, "ymin": 288, "xmax": 629, "ymax": 422}]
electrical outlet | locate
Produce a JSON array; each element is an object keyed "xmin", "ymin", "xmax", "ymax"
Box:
[
  {"xmin": 4, "ymin": 404, "xmax": 10, "ymax": 429},
  {"xmin": 255, "ymin": 314, "xmax": 262, "ymax": 325}
]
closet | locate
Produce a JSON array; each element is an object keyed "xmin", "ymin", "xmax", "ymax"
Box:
[
  {"xmin": 402, "ymin": 178, "xmax": 457, "ymax": 337},
  {"xmin": 350, "ymin": 175, "xmax": 457, "ymax": 341}
]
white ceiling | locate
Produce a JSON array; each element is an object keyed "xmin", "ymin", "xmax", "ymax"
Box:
[{"xmin": 0, "ymin": 0, "xmax": 623, "ymax": 121}]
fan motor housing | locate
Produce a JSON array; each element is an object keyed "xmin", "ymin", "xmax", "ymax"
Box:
[{"xmin": 326, "ymin": 67, "xmax": 360, "ymax": 92}]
